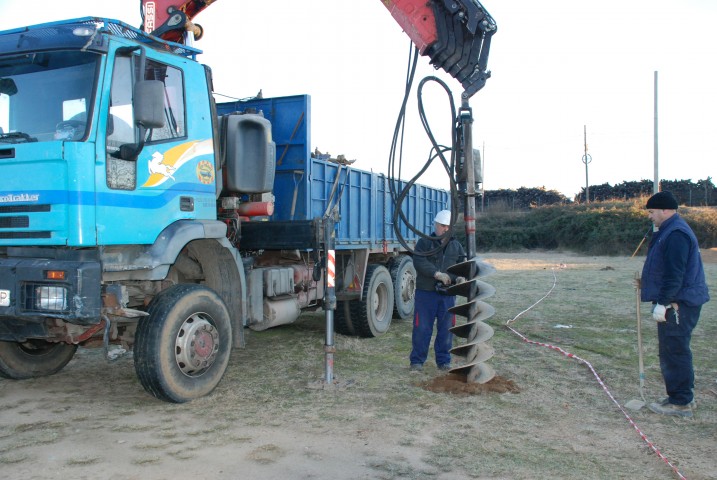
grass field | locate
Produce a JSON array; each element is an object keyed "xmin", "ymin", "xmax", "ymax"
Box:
[{"xmin": 0, "ymin": 251, "xmax": 715, "ymax": 479}]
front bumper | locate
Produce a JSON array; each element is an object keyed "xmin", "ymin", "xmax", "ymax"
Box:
[{"xmin": 0, "ymin": 256, "xmax": 101, "ymax": 341}]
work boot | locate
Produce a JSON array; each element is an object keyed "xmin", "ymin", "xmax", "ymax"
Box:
[
  {"xmin": 409, "ymin": 364, "xmax": 423, "ymax": 373},
  {"xmin": 658, "ymin": 396, "xmax": 696, "ymax": 409},
  {"xmin": 437, "ymin": 364, "xmax": 451, "ymax": 372},
  {"xmin": 648, "ymin": 401, "xmax": 693, "ymax": 418}
]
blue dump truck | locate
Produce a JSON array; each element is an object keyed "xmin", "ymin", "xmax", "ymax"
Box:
[{"xmin": 0, "ymin": 18, "xmax": 449, "ymax": 402}]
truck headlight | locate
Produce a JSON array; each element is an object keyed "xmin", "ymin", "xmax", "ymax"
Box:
[{"xmin": 34, "ymin": 285, "xmax": 68, "ymax": 311}]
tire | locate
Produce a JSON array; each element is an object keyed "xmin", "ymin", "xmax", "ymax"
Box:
[
  {"xmin": 347, "ymin": 264, "xmax": 394, "ymax": 338},
  {"xmin": 389, "ymin": 255, "xmax": 416, "ymax": 320},
  {"xmin": 333, "ymin": 300, "xmax": 356, "ymax": 336},
  {"xmin": 0, "ymin": 340, "xmax": 77, "ymax": 379},
  {"xmin": 134, "ymin": 284, "xmax": 232, "ymax": 403}
]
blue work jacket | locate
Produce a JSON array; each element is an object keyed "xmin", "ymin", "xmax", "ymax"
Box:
[{"xmin": 641, "ymin": 213, "xmax": 709, "ymax": 307}]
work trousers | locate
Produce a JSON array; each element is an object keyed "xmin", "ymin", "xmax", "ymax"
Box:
[
  {"xmin": 657, "ymin": 304, "xmax": 701, "ymax": 406},
  {"xmin": 410, "ymin": 289, "xmax": 455, "ymax": 366}
]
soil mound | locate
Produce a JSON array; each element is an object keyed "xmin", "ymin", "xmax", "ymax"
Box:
[{"xmin": 419, "ymin": 374, "xmax": 520, "ymax": 396}]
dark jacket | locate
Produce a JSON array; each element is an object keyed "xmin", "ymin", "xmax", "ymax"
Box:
[
  {"xmin": 641, "ymin": 213, "xmax": 710, "ymax": 307},
  {"xmin": 413, "ymin": 233, "xmax": 466, "ymax": 292}
]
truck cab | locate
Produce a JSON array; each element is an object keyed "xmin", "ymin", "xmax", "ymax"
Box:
[
  {"xmin": 0, "ymin": 18, "xmax": 220, "ymax": 245},
  {"xmin": 0, "ymin": 18, "xmax": 246, "ymax": 401}
]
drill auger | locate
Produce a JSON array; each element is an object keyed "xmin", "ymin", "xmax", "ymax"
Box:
[{"xmin": 445, "ymin": 257, "xmax": 496, "ymax": 383}]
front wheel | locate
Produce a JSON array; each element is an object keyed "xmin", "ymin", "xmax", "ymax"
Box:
[
  {"xmin": 0, "ymin": 340, "xmax": 77, "ymax": 379},
  {"xmin": 134, "ymin": 284, "xmax": 232, "ymax": 403}
]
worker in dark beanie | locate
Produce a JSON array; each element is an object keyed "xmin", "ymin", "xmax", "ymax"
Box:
[{"xmin": 640, "ymin": 191, "xmax": 710, "ymax": 417}]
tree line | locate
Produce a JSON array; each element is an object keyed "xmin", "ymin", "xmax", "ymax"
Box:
[{"xmin": 480, "ymin": 178, "xmax": 715, "ymax": 211}]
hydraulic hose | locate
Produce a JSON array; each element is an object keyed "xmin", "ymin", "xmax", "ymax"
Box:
[{"xmin": 387, "ymin": 45, "xmax": 461, "ymax": 257}]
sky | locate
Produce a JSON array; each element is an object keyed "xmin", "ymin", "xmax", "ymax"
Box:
[{"xmin": 0, "ymin": 0, "xmax": 714, "ymax": 198}]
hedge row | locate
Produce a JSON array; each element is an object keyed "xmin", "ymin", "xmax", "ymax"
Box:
[
  {"xmin": 479, "ymin": 178, "xmax": 716, "ymax": 210},
  {"xmin": 455, "ymin": 198, "xmax": 717, "ymax": 255}
]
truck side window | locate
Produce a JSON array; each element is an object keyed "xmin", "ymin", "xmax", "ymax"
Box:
[
  {"xmin": 106, "ymin": 55, "xmax": 136, "ymax": 190},
  {"xmin": 0, "ymin": 92, "xmax": 7, "ymax": 134},
  {"xmin": 105, "ymin": 55, "xmax": 186, "ymax": 190},
  {"xmin": 144, "ymin": 59, "xmax": 185, "ymax": 142},
  {"xmin": 106, "ymin": 56, "xmax": 137, "ymax": 190}
]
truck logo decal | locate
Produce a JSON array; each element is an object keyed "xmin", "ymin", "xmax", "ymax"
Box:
[
  {"xmin": 196, "ymin": 160, "xmax": 214, "ymax": 185},
  {"xmin": 0, "ymin": 193, "xmax": 40, "ymax": 203},
  {"xmin": 148, "ymin": 152, "xmax": 176, "ymax": 180},
  {"xmin": 142, "ymin": 139, "xmax": 214, "ymax": 188}
]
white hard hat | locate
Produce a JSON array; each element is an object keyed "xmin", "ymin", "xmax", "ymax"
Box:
[{"xmin": 434, "ymin": 210, "xmax": 451, "ymax": 225}]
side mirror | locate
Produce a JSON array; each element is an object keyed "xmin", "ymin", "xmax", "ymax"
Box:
[
  {"xmin": 113, "ymin": 80, "xmax": 166, "ymax": 161},
  {"xmin": 134, "ymin": 80, "xmax": 165, "ymax": 129}
]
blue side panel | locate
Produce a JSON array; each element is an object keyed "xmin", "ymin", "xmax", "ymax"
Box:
[{"xmin": 217, "ymin": 95, "xmax": 449, "ymax": 250}]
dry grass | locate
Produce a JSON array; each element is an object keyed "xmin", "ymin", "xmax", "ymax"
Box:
[{"xmin": 0, "ymin": 252, "xmax": 715, "ymax": 479}]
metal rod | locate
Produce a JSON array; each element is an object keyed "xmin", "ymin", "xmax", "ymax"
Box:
[
  {"xmin": 480, "ymin": 141, "xmax": 485, "ymax": 213},
  {"xmin": 461, "ymin": 94, "xmax": 476, "ymax": 260},
  {"xmin": 323, "ymin": 217, "xmax": 336, "ymax": 384}
]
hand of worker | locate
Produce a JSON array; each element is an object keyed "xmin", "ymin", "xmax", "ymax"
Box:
[
  {"xmin": 455, "ymin": 276, "xmax": 466, "ymax": 284},
  {"xmin": 434, "ymin": 272, "xmax": 451, "ymax": 285},
  {"xmin": 652, "ymin": 304, "xmax": 668, "ymax": 322}
]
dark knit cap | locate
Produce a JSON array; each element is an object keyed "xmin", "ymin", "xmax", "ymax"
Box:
[{"xmin": 646, "ymin": 191, "xmax": 678, "ymax": 210}]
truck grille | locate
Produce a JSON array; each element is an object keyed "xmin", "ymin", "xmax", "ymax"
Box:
[
  {"xmin": 0, "ymin": 231, "xmax": 51, "ymax": 239},
  {"xmin": 0, "ymin": 205, "xmax": 52, "ymax": 239},
  {"xmin": 0, "ymin": 204, "xmax": 51, "ymax": 213},
  {"xmin": 0, "ymin": 216, "xmax": 29, "ymax": 228}
]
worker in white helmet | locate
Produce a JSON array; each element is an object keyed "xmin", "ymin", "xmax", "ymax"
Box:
[{"xmin": 409, "ymin": 209, "xmax": 466, "ymax": 372}]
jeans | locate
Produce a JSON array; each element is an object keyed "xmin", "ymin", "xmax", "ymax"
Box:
[
  {"xmin": 657, "ymin": 304, "xmax": 701, "ymax": 406},
  {"xmin": 410, "ymin": 289, "xmax": 455, "ymax": 366}
]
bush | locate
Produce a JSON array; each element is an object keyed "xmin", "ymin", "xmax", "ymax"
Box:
[{"xmin": 455, "ymin": 198, "xmax": 717, "ymax": 255}]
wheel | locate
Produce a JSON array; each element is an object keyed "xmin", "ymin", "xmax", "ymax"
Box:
[
  {"xmin": 134, "ymin": 284, "xmax": 232, "ymax": 403},
  {"xmin": 389, "ymin": 255, "xmax": 416, "ymax": 320},
  {"xmin": 347, "ymin": 264, "xmax": 394, "ymax": 338},
  {"xmin": 0, "ymin": 340, "xmax": 77, "ymax": 379},
  {"xmin": 333, "ymin": 300, "xmax": 355, "ymax": 336}
]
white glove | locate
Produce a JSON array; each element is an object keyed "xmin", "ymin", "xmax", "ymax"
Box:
[
  {"xmin": 434, "ymin": 272, "xmax": 451, "ymax": 285},
  {"xmin": 455, "ymin": 276, "xmax": 466, "ymax": 284},
  {"xmin": 652, "ymin": 304, "xmax": 668, "ymax": 322}
]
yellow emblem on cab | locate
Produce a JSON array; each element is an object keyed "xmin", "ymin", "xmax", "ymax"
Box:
[{"xmin": 196, "ymin": 160, "xmax": 215, "ymax": 185}]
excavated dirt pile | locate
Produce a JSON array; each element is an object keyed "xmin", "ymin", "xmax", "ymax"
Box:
[{"xmin": 419, "ymin": 374, "xmax": 520, "ymax": 396}]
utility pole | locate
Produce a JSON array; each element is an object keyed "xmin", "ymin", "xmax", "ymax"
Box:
[
  {"xmin": 653, "ymin": 71, "xmax": 659, "ymax": 193},
  {"xmin": 582, "ymin": 125, "xmax": 592, "ymax": 203}
]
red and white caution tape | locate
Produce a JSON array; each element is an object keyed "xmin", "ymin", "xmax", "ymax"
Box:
[
  {"xmin": 327, "ymin": 250, "xmax": 335, "ymax": 288},
  {"xmin": 506, "ymin": 267, "xmax": 687, "ymax": 480}
]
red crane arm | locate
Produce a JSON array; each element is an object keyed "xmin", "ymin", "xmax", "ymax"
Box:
[
  {"xmin": 140, "ymin": 0, "xmax": 217, "ymax": 44},
  {"xmin": 382, "ymin": 0, "xmax": 497, "ymax": 97},
  {"xmin": 139, "ymin": 0, "xmax": 496, "ymax": 96}
]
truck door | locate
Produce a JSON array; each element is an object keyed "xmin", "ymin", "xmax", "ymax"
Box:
[{"xmin": 96, "ymin": 48, "xmax": 215, "ymax": 245}]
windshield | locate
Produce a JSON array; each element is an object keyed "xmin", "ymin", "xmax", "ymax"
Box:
[{"xmin": 0, "ymin": 50, "xmax": 99, "ymax": 143}]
